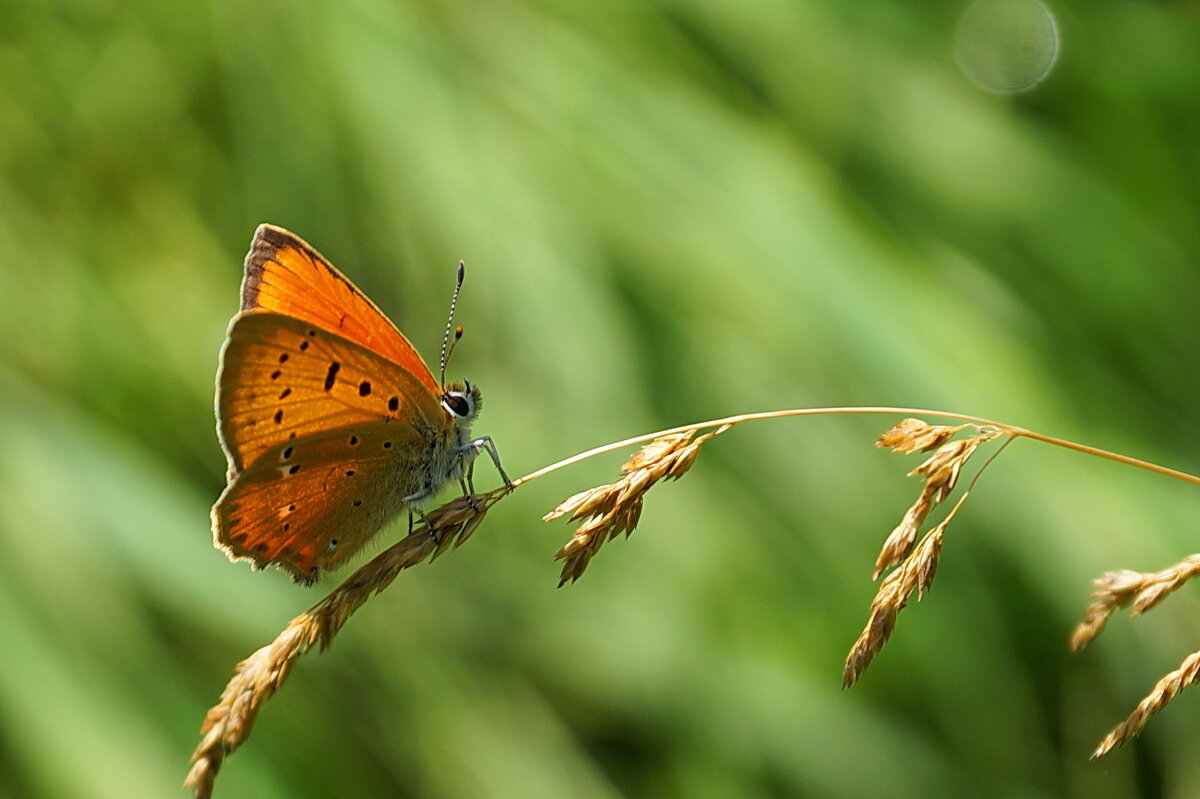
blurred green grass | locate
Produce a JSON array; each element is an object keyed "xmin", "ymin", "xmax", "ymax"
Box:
[{"xmin": 2, "ymin": 0, "xmax": 1199, "ymax": 796}]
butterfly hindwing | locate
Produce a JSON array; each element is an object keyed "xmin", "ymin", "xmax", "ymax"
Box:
[
  {"xmin": 242, "ymin": 224, "xmax": 439, "ymax": 392},
  {"xmin": 216, "ymin": 311, "xmax": 446, "ymax": 474},
  {"xmin": 212, "ymin": 423, "xmax": 435, "ymax": 582}
]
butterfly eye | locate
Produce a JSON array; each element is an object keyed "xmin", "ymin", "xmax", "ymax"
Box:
[{"xmin": 442, "ymin": 393, "xmax": 471, "ymax": 418}]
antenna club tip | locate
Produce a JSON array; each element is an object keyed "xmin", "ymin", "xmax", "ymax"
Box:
[{"xmin": 456, "ymin": 261, "xmax": 465, "ymax": 281}]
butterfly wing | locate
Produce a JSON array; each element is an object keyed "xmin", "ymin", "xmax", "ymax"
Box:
[
  {"xmin": 241, "ymin": 224, "xmax": 439, "ymax": 393},
  {"xmin": 212, "ymin": 424, "xmax": 431, "ymax": 583},
  {"xmin": 216, "ymin": 311, "xmax": 446, "ymax": 475},
  {"xmin": 214, "ymin": 312, "xmax": 457, "ymax": 581}
]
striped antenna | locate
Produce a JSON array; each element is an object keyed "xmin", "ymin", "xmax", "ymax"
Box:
[{"xmin": 439, "ymin": 261, "xmax": 466, "ymax": 389}]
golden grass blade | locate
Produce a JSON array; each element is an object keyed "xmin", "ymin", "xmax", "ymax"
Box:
[{"xmin": 1093, "ymin": 649, "xmax": 1200, "ymax": 757}]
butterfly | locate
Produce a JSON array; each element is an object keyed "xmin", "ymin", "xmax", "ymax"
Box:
[{"xmin": 211, "ymin": 224, "xmax": 507, "ymax": 584}]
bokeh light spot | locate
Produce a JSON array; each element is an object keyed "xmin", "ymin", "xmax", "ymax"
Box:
[{"xmin": 954, "ymin": 0, "xmax": 1059, "ymax": 93}]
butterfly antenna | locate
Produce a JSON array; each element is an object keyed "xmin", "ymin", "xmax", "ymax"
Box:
[{"xmin": 439, "ymin": 261, "xmax": 466, "ymax": 388}]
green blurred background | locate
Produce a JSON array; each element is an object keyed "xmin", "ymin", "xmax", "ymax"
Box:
[{"xmin": 2, "ymin": 0, "xmax": 1199, "ymax": 796}]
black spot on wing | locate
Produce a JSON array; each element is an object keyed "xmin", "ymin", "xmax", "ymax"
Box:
[
  {"xmin": 324, "ymin": 362, "xmax": 340, "ymax": 391},
  {"xmin": 359, "ymin": 381, "xmax": 371, "ymax": 396},
  {"xmin": 388, "ymin": 396, "xmax": 399, "ymax": 412}
]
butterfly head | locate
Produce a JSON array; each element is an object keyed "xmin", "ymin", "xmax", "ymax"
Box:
[{"xmin": 441, "ymin": 380, "xmax": 482, "ymax": 424}]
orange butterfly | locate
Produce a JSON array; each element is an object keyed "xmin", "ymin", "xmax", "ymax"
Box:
[{"xmin": 211, "ymin": 224, "xmax": 507, "ymax": 584}]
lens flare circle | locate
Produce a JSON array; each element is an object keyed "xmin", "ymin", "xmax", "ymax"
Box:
[{"xmin": 954, "ymin": 0, "xmax": 1059, "ymax": 93}]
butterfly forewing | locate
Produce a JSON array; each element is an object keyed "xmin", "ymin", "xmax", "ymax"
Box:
[
  {"xmin": 242, "ymin": 224, "xmax": 439, "ymax": 392},
  {"xmin": 216, "ymin": 311, "xmax": 445, "ymax": 474},
  {"xmin": 212, "ymin": 424, "xmax": 431, "ymax": 582}
]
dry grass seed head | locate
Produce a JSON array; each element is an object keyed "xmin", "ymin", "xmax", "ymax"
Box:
[
  {"xmin": 853, "ymin": 427, "xmax": 1007, "ymax": 684},
  {"xmin": 844, "ymin": 526, "xmax": 946, "ymax": 687},
  {"xmin": 185, "ymin": 489, "xmax": 504, "ymax": 798},
  {"xmin": 872, "ymin": 428, "xmax": 998, "ymax": 580},
  {"xmin": 547, "ymin": 426, "xmax": 727, "ymax": 586},
  {"xmin": 1093, "ymin": 649, "xmax": 1200, "ymax": 757},
  {"xmin": 1070, "ymin": 553, "xmax": 1200, "ymax": 651},
  {"xmin": 185, "ymin": 622, "xmax": 310, "ymax": 798},
  {"xmin": 852, "ymin": 424, "xmax": 1000, "ymax": 687}
]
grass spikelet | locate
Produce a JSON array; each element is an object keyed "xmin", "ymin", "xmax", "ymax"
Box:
[
  {"xmin": 844, "ymin": 523, "xmax": 946, "ymax": 687},
  {"xmin": 185, "ymin": 489, "xmax": 504, "ymax": 799},
  {"xmin": 1069, "ymin": 570, "xmax": 1150, "ymax": 652},
  {"xmin": 911, "ymin": 434, "xmax": 997, "ymax": 503},
  {"xmin": 183, "ymin": 622, "xmax": 309, "ymax": 799},
  {"xmin": 1068, "ymin": 552, "xmax": 1200, "ymax": 756},
  {"xmin": 547, "ymin": 425, "xmax": 729, "ymax": 586},
  {"xmin": 872, "ymin": 426, "xmax": 1002, "ymax": 578},
  {"xmin": 1129, "ymin": 553, "xmax": 1200, "ymax": 615},
  {"xmin": 1092, "ymin": 649, "xmax": 1200, "ymax": 757},
  {"xmin": 1070, "ymin": 553, "xmax": 1200, "ymax": 652},
  {"xmin": 876, "ymin": 418, "xmax": 967, "ymax": 454},
  {"xmin": 873, "ymin": 490, "xmax": 934, "ymax": 579},
  {"xmin": 848, "ymin": 422, "xmax": 1008, "ymax": 685}
]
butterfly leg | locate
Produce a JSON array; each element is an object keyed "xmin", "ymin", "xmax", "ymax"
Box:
[
  {"xmin": 466, "ymin": 436, "xmax": 511, "ymax": 488},
  {"xmin": 462, "ymin": 457, "xmax": 477, "ymax": 495},
  {"xmin": 409, "ymin": 507, "xmax": 442, "ymax": 546},
  {"xmin": 457, "ymin": 459, "xmax": 483, "ymax": 512}
]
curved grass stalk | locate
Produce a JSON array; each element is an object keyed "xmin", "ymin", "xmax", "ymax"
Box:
[
  {"xmin": 186, "ymin": 406, "xmax": 1200, "ymax": 797},
  {"xmin": 515, "ymin": 406, "xmax": 1200, "ymax": 489}
]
